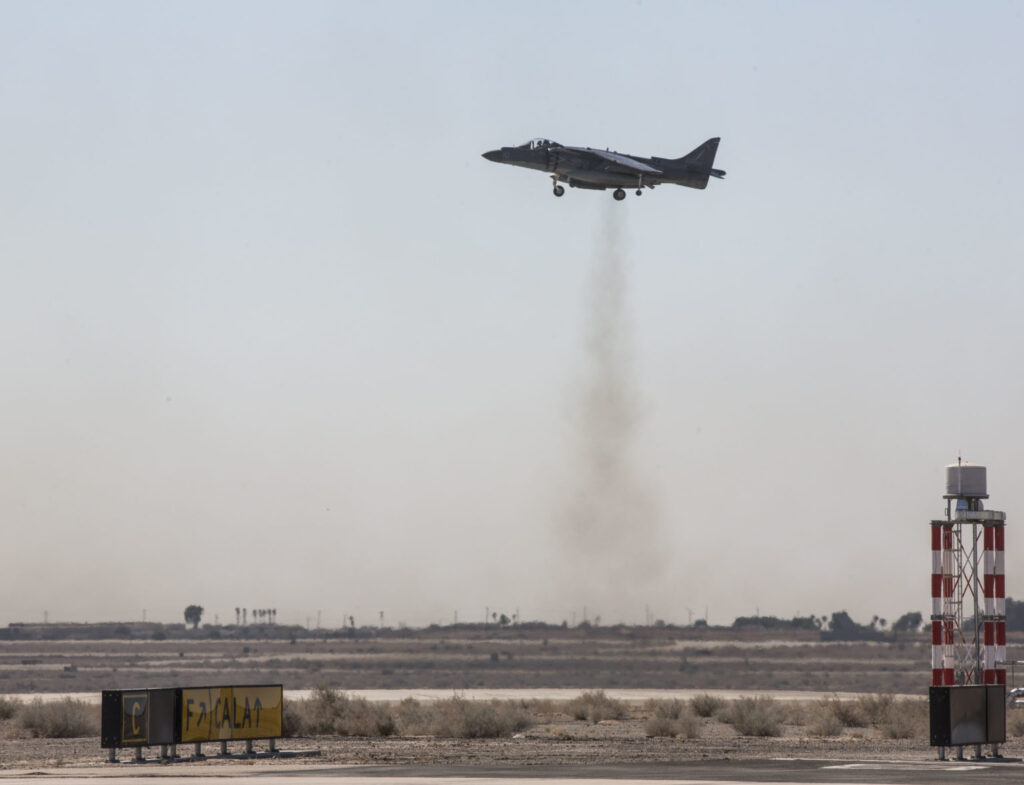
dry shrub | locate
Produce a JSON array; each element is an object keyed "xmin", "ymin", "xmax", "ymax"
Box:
[
  {"xmin": 854, "ymin": 693, "xmax": 894, "ymax": 726},
  {"xmin": 806, "ymin": 700, "xmax": 844, "ymax": 737},
  {"xmin": 395, "ymin": 697, "xmax": 430, "ymax": 734},
  {"xmin": 418, "ymin": 697, "xmax": 532, "ymax": 738},
  {"xmin": 0, "ymin": 697, "xmax": 21, "ymax": 721},
  {"xmin": 281, "ymin": 699, "xmax": 304, "ymax": 737},
  {"xmin": 1007, "ymin": 710, "xmax": 1024, "ymax": 737},
  {"xmin": 644, "ymin": 701, "xmax": 701, "ymax": 739},
  {"xmin": 337, "ymin": 699, "xmax": 395, "ymax": 737},
  {"xmin": 565, "ymin": 691, "xmax": 626, "ymax": 723},
  {"xmin": 675, "ymin": 713, "xmax": 701, "ymax": 739},
  {"xmin": 840, "ymin": 693, "xmax": 924, "ymax": 739},
  {"xmin": 18, "ymin": 698, "xmax": 98, "ymax": 738},
  {"xmin": 828, "ymin": 697, "xmax": 869, "ymax": 728},
  {"xmin": 878, "ymin": 698, "xmax": 927, "ymax": 740},
  {"xmin": 806, "ymin": 695, "xmax": 867, "ymax": 729},
  {"xmin": 296, "ymin": 686, "xmax": 340, "ymax": 734},
  {"xmin": 645, "ymin": 699, "xmax": 685, "ymax": 720},
  {"xmin": 294, "ymin": 686, "xmax": 395, "ymax": 737},
  {"xmin": 720, "ymin": 696, "xmax": 784, "ymax": 737},
  {"xmin": 523, "ymin": 698, "xmax": 557, "ymax": 716},
  {"xmin": 780, "ymin": 701, "xmax": 808, "ymax": 725},
  {"xmin": 690, "ymin": 693, "xmax": 725, "ymax": 718}
]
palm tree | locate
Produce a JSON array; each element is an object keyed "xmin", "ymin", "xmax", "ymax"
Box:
[{"xmin": 184, "ymin": 605, "xmax": 203, "ymax": 629}]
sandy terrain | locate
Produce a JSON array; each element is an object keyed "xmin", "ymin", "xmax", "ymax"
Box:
[
  {"xmin": 0, "ymin": 628, "xmax": 939, "ymax": 694},
  {"xmin": 0, "ymin": 718, "xmax": 950, "ymax": 771},
  {"xmin": 2, "ymin": 629, "xmax": 1018, "ymax": 772}
]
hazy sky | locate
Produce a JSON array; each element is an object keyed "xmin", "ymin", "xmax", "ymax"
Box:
[{"xmin": 2, "ymin": 1, "xmax": 1023, "ymax": 629}]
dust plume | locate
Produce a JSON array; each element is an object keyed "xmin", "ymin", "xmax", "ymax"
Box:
[{"xmin": 556, "ymin": 204, "xmax": 666, "ymax": 622}]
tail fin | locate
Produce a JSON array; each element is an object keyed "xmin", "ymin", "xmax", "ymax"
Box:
[
  {"xmin": 678, "ymin": 137, "xmax": 720, "ymax": 168},
  {"xmin": 663, "ymin": 138, "xmax": 725, "ymax": 189}
]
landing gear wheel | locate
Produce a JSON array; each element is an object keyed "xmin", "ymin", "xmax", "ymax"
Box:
[
  {"xmin": 553, "ymin": 185, "xmax": 565, "ymax": 197},
  {"xmin": 635, "ymin": 189, "xmax": 643, "ymax": 196},
  {"xmin": 613, "ymin": 188, "xmax": 626, "ymax": 201}
]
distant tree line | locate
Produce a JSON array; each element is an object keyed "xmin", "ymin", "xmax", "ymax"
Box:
[
  {"xmin": 731, "ymin": 610, "xmax": 925, "ymax": 640},
  {"xmin": 1004, "ymin": 597, "xmax": 1024, "ymax": 631},
  {"xmin": 179, "ymin": 606, "xmax": 281, "ymax": 630},
  {"xmin": 233, "ymin": 608, "xmax": 277, "ymax": 625},
  {"xmin": 732, "ymin": 615, "xmax": 820, "ymax": 631}
]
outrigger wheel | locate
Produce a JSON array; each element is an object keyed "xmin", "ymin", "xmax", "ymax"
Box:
[{"xmin": 613, "ymin": 188, "xmax": 626, "ymax": 201}]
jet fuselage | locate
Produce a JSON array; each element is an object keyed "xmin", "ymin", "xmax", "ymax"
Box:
[{"xmin": 482, "ymin": 137, "xmax": 725, "ymax": 199}]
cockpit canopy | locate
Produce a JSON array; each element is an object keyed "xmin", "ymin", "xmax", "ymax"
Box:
[{"xmin": 519, "ymin": 138, "xmax": 560, "ymax": 150}]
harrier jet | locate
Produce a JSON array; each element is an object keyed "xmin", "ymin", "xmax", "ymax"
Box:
[{"xmin": 482, "ymin": 137, "xmax": 725, "ymax": 200}]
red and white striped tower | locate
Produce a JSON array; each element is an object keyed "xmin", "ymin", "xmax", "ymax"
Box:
[
  {"xmin": 941, "ymin": 523, "xmax": 955, "ymax": 685},
  {"xmin": 982, "ymin": 524, "xmax": 1006, "ymax": 685},
  {"xmin": 930, "ymin": 522, "xmax": 945, "ymax": 686},
  {"xmin": 983, "ymin": 523, "xmax": 996, "ymax": 684},
  {"xmin": 930, "ymin": 462, "xmax": 1008, "ymax": 760},
  {"xmin": 932, "ymin": 461, "xmax": 1006, "ymax": 687},
  {"xmin": 993, "ymin": 523, "xmax": 1006, "ymax": 684}
]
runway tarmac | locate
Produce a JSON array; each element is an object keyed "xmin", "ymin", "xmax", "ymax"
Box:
[{"xmin": 3, "ymin": 759, "xmax": 1023, "ymax": 785}]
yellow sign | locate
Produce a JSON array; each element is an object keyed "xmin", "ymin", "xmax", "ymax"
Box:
[
  {"xmin": 181, "ymin": 685, "xmax": 282, "ymax": 741},
  {"xmin": 121, "ymin": 692, "xmax": 148, "ymax": 744}
]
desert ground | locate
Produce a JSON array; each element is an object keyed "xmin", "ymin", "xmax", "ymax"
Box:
[
  {"xmin": 2, "ymin": 626, "xmax": 1022, "ymax": 772},
  {"xmin": 0, "ymin": 625, "xmax": 935, "ymax": 694}
]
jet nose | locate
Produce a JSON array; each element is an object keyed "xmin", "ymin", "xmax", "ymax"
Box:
[{"xmin": 482, "ymin": 149, "xmax": 503, "ymax": 162}]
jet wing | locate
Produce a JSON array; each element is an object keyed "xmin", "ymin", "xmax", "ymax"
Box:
[{"xmin": 563, "ymin": 147, "xmax": 662, "ymax": 175}]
